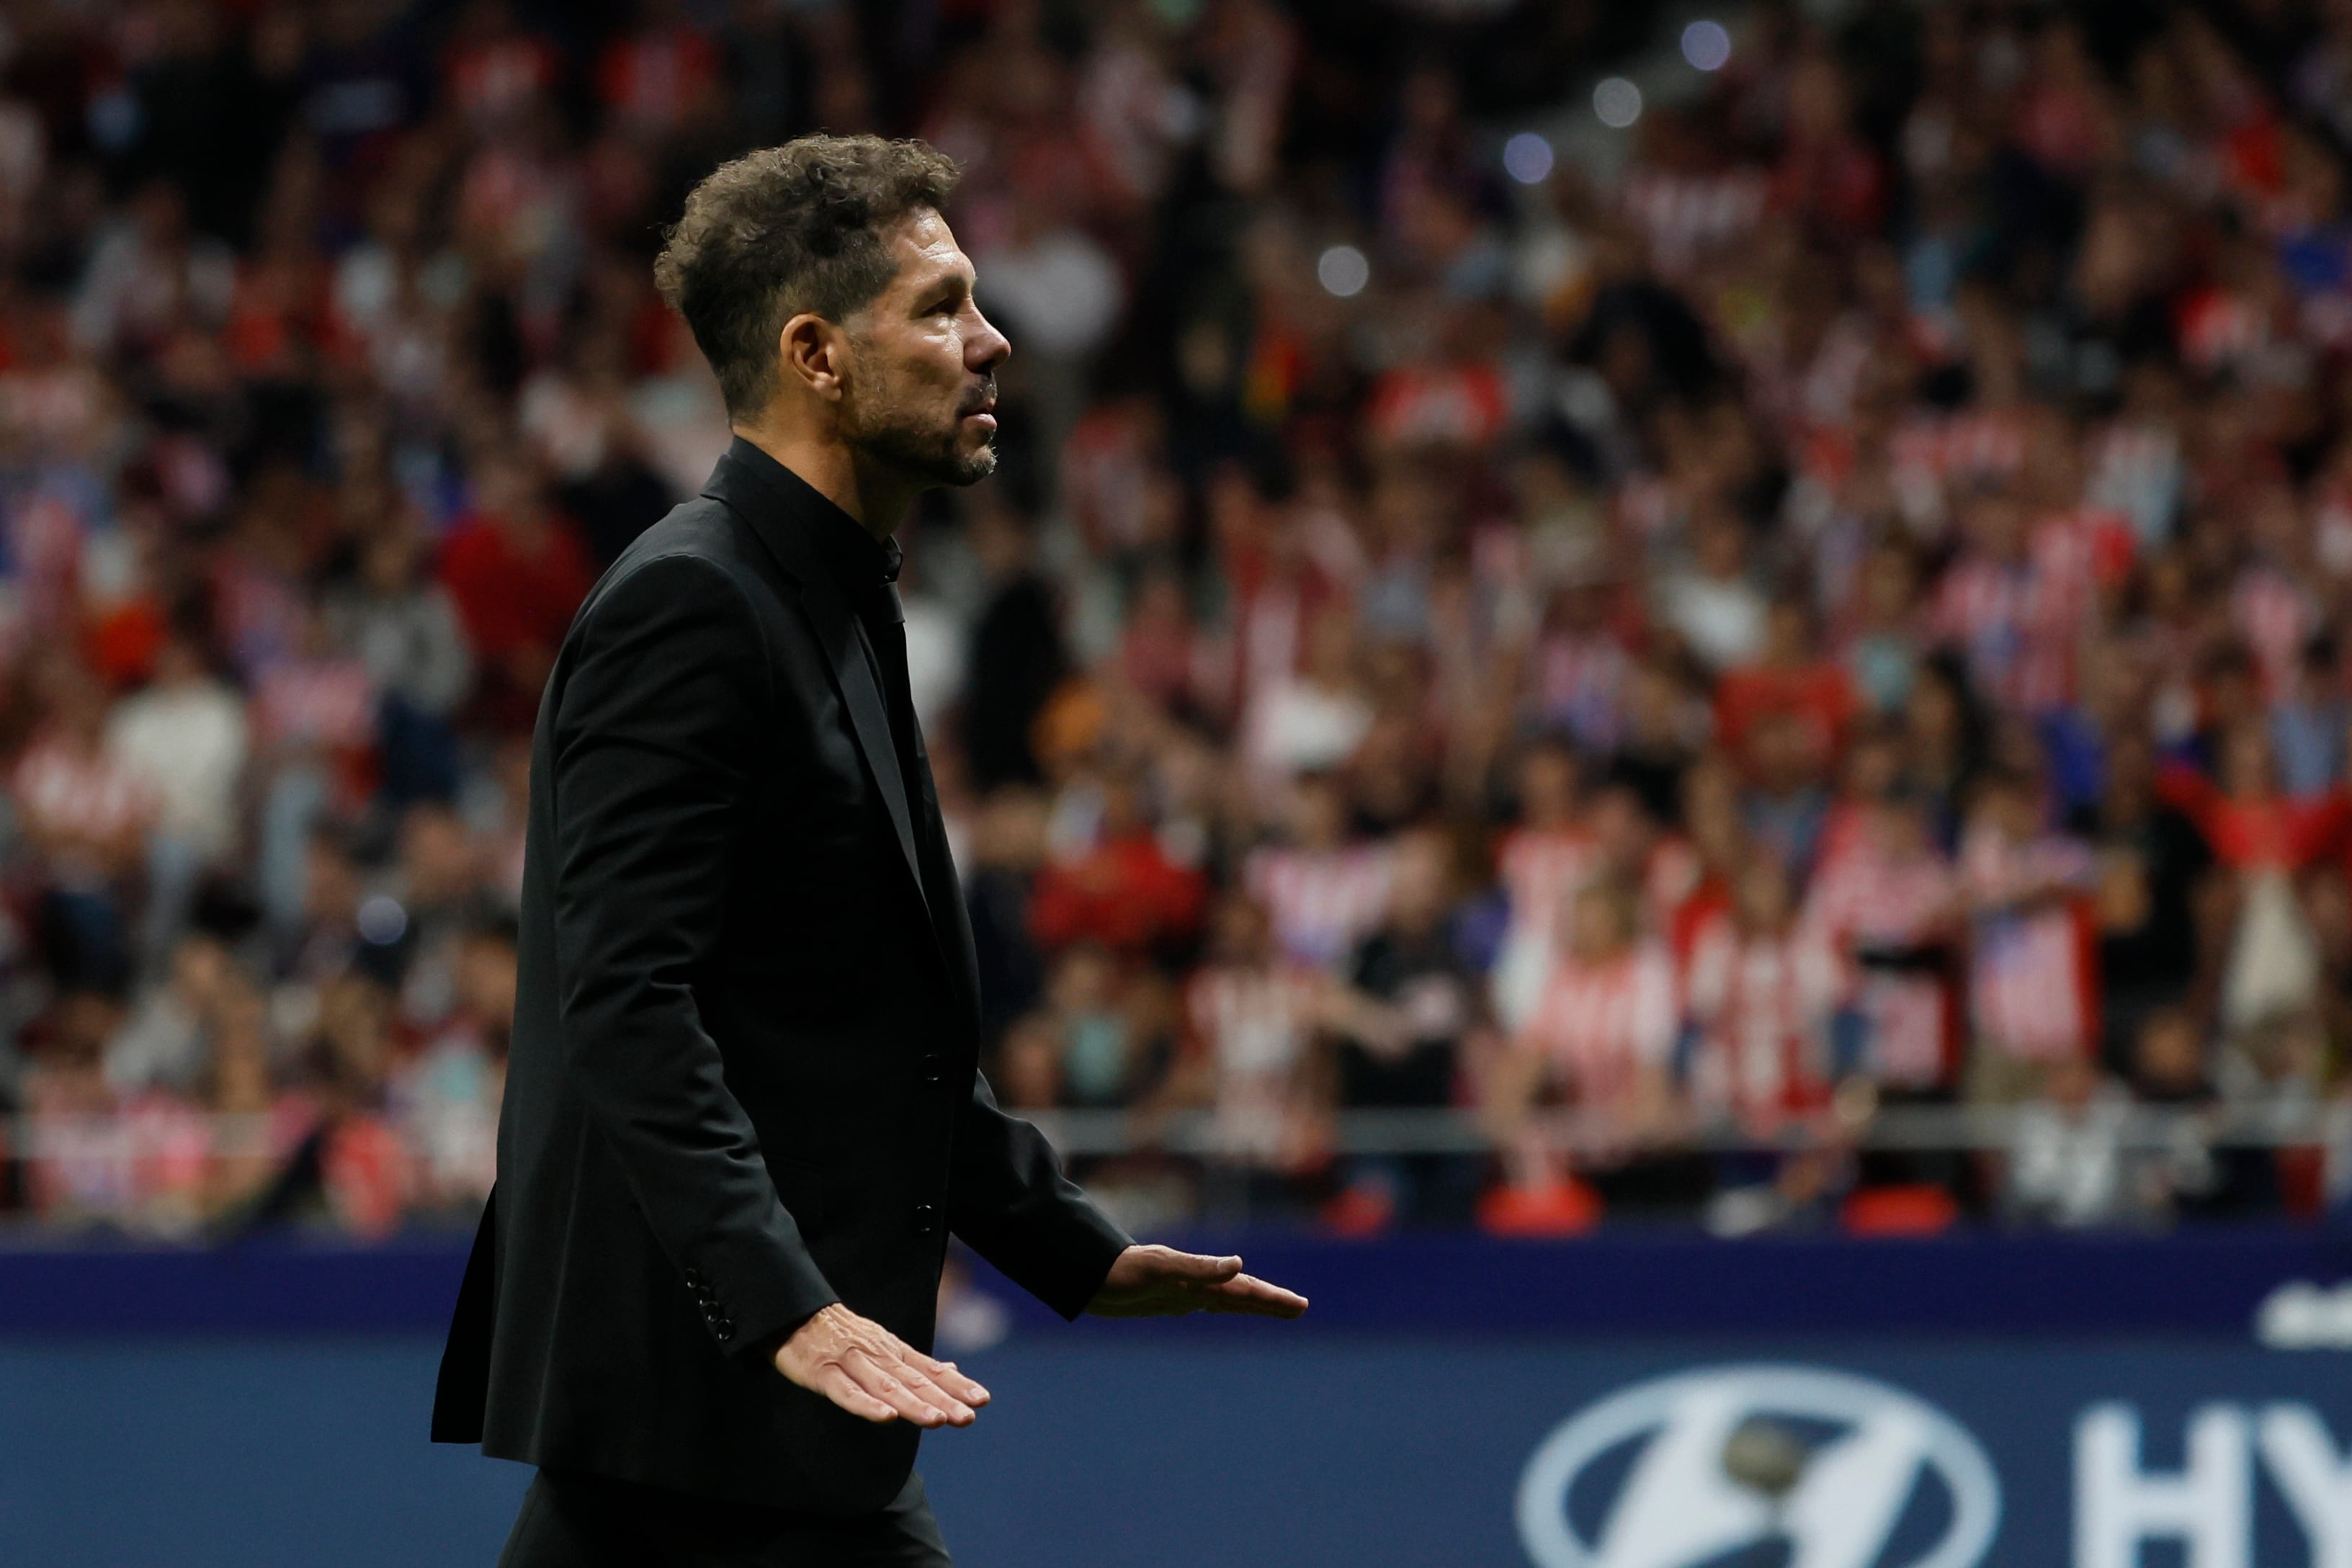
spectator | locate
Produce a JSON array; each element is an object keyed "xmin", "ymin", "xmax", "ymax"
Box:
[
  {"xmin": 2083, "ymin": 733, "xmax": 2210, "ymax": 1072},
  {"xmin": 1841, "ymin": 544, "xmax": 1922, "ymax": 717},
  {"xmin": 1806, "ymin": 790, "xmax": 1962, "ymax": 1093},
  {"xmin": 1686, "ymin": 856, "xmax": 1841, "ymax": 1137},
  {"xmin": 996, "ymin": 1013, "xmax": 1066, "ymax": 1114},
  {"xmin": 386, "ymin": 802, "xmax": 490, "ymax": 1032},
  {"xmin": 2270, "ymin": 635, "xmax": 2347, "ymax": 801},
  {"xmin": 1173, "ymin": 893, "xmax": 1327, "ymax": 1203},
  {"xmin": 1243, "ymin": 770, "xmax": 1393, "ymax": 974},
  {"xmin": 1243, "ymin": 604, "xmax": 1373, "ymax": 788},
  {"xmin": 323, "ymin": 529, "xmax": 473, "ymax": 807},
  {"xmin": 962, "ymin": 503, "xmax": 1067, "ymax": 792},
  {"xmin": 105, "ymin": 931, "xmax": 232, "ymax": 1098},
  {"xmin": 1741, "ymin": 707, "xmax": 1835, "ymax": 881},
  {"xmin": 1029, "ymin": 767, "xmax": 1207, "ymax": 962},
  {"xmin": 1655, "ymin": 509, "xmax": 1768, "ymax": 671},
  {"xmin": 1490, "ymin": 734, "xmax": 1595, "ymax": 1031},
  {"xmin": 1321, "ymin": 828, "xmax": 1481, "ymax": 1229},
  {"xmin": 2125, "ymin": 1004, "xmax": 2258, "ymax": 1219},
  {"xmin": 11, "ymin": 0, "xmax": 2352, "ymax": 1240},
  {"xmin": 437, "ymin": 449, "xmax": 595, "ymax": 735},
  {"xmin": 393, "ymin": 918, "xmax": 512, "ymax": 1214},
  {"xmin": 2159, "ymin": 721, "xmax": 2348, "ymax": 1039},
  {"xmin": 1494, "ymin": 879, "xmax": 1679, "ymax": 1192},
  {"xmin": 15, "ymin": 660, "xmax": 153, "ymax": 994},
  {"xmin": 22, "ymin": 993, "xmax": 131, "ymax": 1225},
  {"xmin": 1961, "ymin": 771, "xmax": 2101, "ymax": 1099},
  {"xmin": 1714, "ymin": 597, "xmax": 1859, "ymax": 766},
  {"xmin": 1038, "ymin": 944, "xmax": 1135, "ymax": 1109},
  {"xmin": 295, "ymin": 973, "xmax": 412, "ymax": 1238},
  {"xmin": 196, "ymin": 970, "xmax": 301, "ymax": 1222},
  {"xmin": 1608, "ymin": 657, "xmax": 1702, "ymax": 825},
  {"xmin": 249, "ymin": 608, "xmax": 377, "ymax": 936},
  {"xmin": 964, "ymin": 786, "xmax": 1052, "ymax": 1052},
  {"xmin": 2003, "ymin": 1054, "xmax": 2137, "ymax": 1228},
  {"xmin": 104, "ymin": 632, "xmax": 248, "ymax": 967}
]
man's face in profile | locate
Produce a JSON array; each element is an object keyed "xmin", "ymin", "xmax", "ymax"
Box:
[{"xmin": 839, "ymin": 207, "xmax": 1009, "ymax": 489}]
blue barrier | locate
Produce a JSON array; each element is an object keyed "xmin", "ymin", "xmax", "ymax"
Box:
[
  {"xmin": 6, "ymin": 1336, "xmax": 2352, "ymax": 1567},
  {"xmin": 919, "ymin": 1341, "xmax": 2352, "ymax": 1568},
  {"xmin": 3, "ymin": 1224, "xmax": 2351, "ymax": 1336},
  {"xmin": 12, "ymin": 1229, "xmax": 2352, "ymax": 1564}
]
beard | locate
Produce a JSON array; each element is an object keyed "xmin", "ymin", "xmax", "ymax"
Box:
[{"xmin": 841, "ymin": 359, "xmax": 998, "ymax": 488}]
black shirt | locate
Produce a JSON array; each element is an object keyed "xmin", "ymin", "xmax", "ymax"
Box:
[{"xmin": 730, "ymin": 442, "xmax": 925, "ymax": 823}]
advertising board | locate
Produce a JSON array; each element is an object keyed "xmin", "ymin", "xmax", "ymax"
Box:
[{"xmin": 920, "ymin": 1338, "xmax": 2352, "ymax": 1568}]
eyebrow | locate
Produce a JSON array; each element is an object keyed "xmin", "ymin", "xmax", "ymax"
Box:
[{"xmin": 908, "ymin": 265, "xmax": 973, "ymax": 312}]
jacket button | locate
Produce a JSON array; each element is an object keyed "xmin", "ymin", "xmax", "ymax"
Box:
[
  {"xmin": 918, "ymin": 1053, "xmax": 944, "ymax": 1084},
  {"xmin": 912, "ymin": 1204, "xmax": 939, "ymax": 1235}
]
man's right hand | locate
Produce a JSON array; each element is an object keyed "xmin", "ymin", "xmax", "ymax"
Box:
[{"xmin": 772, "ymin": 1303, "xmax": 991, "ymax": 1428}]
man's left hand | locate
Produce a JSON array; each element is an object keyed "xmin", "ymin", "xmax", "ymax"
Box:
[{"xmin": 1084, "ymin": 1244, "xmax": 1310, "ymax": 1319}]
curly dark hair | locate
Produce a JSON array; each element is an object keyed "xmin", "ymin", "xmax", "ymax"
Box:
[{"xmin": 653, "ymin": 135, "xmax": 961, "ymax": 418}]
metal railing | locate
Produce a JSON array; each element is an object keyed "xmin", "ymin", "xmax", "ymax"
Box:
[
  {"xmin": 0, "ymin": 1103, "xmax": 2341, "ymax": 1166},
  {"xmin": 1023, "ymin": 1103, "xmax": 2352, "ymax": 1158}
]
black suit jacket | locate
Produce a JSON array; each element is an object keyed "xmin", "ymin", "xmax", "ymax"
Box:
[{"xmin": 431, "ymin": 438, "xmax": 1131, "ymax": 1512}]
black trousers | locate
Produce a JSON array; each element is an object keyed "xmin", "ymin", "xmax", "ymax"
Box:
[{"xmin": 498, "ymin": 1469, "xmax": 951, "ymax": 1568}]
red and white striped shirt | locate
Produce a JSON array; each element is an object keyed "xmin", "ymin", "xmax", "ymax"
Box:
[
  {"xmin": 1621, "ymin": 167, "xmax": 1769, "ymax": 277},
  {"xmin": 1243, "ymin": 843, "xmax": 1395, "ymax": 972},
  {"xmin": 254, "ymin": 657, "xmax": 377, "ymax": 751},
  {"xmin": 14, "ymin": 735, "xmax": 153, "ymax": 880},
  {"xmin": 1932, "ymin": 555, "xmax": 2063, "ymax": 712},
  {"xmin": 1933, "ymin": 512, "xmax": 2127, "ymax": 714},
  {"xmin": 1490, "ymin": 825, "xmax": 1601, "ymax": 1031},
  {"xmin": 1498, "ymin": 827, "xmax": 1601, "ymax": 956},
  {"xmin": 1961, "ymin": 825, "xmax": 2098, "ymax": 1062},
  {"xmin": 1684, "ymin": 914, "xmax": 1841, "ymax": 1130},
  {"xmin": 2233, "ymin": 563, "xmax": 2318, "ymax": 702},
  {"xmin": 1890, "ymin": 408, "xmax": 2028, "ymax": 490},
  {"xmin": 1805, "ymin": 841, "xmax": 1960, "ymax": 1088},
  {"xmin": 1529, "ymin": 632, "xmax": 1630, "ymax": 753},
  {"xmin": 1520, "ymin": 943, "xmax": 1678, "ymax": 1122},
  {"xmin": 1187, "ymin": 962, "xmax": 1323, "ymax": 1164}
]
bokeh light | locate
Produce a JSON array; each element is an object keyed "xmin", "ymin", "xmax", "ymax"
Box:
[
  {"xmin": 1682, "ymin": 19, "xmax": 1732, "ymax": 72},
  {"xmin": 1503, "ymin": 132, "xmax": 1555, "ymax": 186},
  {"xmin": 1593, "ymin": 77, "xmax": 1643, "ymax": 129},
  {"xmin": 1317, "ymin": 244, "xmax": 1370, "ymax": 297}
]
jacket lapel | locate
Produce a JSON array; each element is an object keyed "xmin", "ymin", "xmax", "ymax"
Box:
[
  {"xmin": 702, "ymin": 448, "xmax": 929, "ymax": 923},
  {"xmin": 893, "ymin": 674, "xmax": 984, "ymax": 1024},
  {"xmin": 802, "ymin": 580, "xmax": 931, "ymax": 926}
]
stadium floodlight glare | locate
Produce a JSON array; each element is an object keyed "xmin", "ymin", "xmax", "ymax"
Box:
[
  {"xmin": 1318, "ymin": 245, "xmax": 1370, "ymax": 297},
  {"xmin": 1682, "ymin": 19, "xmax": 1732, "ymax": 72},
  {"xmin": 1503, "ymin": 132, "xmax": 1555, "ymax": 185},
  {"xmin": 1592, "ymin": 77, "xmax": 1642, "ymax": 129}
]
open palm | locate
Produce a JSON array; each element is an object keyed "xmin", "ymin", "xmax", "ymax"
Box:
[{"xmin": 1084, "ymin": 1244, "xmax": 1310, "ymax": 1319}]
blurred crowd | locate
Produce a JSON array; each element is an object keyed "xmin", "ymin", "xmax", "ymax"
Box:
[{"xmin": 6, "ymin": 0, "xmax": 2352, "ymax": 1240}]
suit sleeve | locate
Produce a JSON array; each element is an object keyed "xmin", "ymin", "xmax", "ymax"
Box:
[
  {"xmin": 947, "ymin": 1072, "xmax": 1134, "ymax": 1320},
  {"xmin": 549, "ymin": 553, "xmax": 839, "ymax": 1356}
]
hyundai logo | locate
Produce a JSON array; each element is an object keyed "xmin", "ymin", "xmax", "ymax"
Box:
[{"xmin": 1516, "ymin": 1365, "xmax": 2003, "ymax": 1568}]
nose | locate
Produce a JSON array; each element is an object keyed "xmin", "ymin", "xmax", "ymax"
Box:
[{"xmin": 968, "ymin": 301, "xmax": 1011, "ymax": 372}]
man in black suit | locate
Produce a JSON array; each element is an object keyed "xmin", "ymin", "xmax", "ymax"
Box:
[{"xmin": 432, "ymin": 135, "xmax": 1307, "ymax": 1567}]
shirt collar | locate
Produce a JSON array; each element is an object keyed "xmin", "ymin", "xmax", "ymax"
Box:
[{"xmin": 720, "ymin": 436, "xmax": 901, "ymax": 606}]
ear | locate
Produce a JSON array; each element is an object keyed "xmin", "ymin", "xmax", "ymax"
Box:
[{"xmin": 777, "ymin": 312, "xmax": 849, "ymax": 402}]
